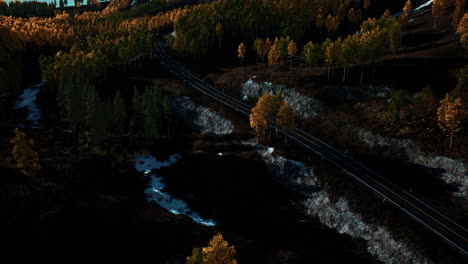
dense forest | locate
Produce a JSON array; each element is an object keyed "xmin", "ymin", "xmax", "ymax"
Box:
[{"xmin": 1, "ymin": 0, "xmax": 468, "ymax": 263}]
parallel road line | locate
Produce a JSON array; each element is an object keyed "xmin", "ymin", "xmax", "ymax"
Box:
[{"xmin": 154, "ymin": 41, "xmax": 468, "ymax": 255}]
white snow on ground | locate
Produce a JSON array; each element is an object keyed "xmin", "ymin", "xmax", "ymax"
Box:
[
  {"xmin": 13, "ymin": 81, "xmax": 44, "ymax": 125},
  {"xmin": 414, "ymin": 0, "xmax": 433, "ymax": 12},
  {"xmin": 241, "ymin": 79, "xmax": 322, "ymax": 120},
  {"xmin": 248, "ymin": 143, "xmax": 430, "ymax": 264},
  {"xmin": 174, "ymin": 96, "xmax": 234, "ymax": 135},
  {"xmin": 134, "ymin": 154, "xmax": 216, "ymax": 226},
  {"xmin": 353, "ymin": 127, "xmax": 468, "ymax": 206}
]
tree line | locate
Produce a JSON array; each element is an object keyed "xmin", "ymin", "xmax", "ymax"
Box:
[
  {"xmin": 241, "ymin": 10, "xmax": 401, "ymax": 83},
  {"xmin": 0, "ymin": 0, "xmax": 56, "ymax": 18},
  {"xmin": 170, "ymin": 0, "xmax": 374, "ymax": 57}
]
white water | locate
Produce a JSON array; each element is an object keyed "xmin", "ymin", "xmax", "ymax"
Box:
[
  {"xmin": 13, "ymin": 81, "xmax": 43, "ymax": 126},
  {"xmin": 134, "ymin": 154, "xmax": 216, "ymax": 226}
]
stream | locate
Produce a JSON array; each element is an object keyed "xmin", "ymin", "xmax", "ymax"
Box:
[
  {"xmin": 134, "ymin": 153, "xmax": 216, "ymax": 226},
  {"xmin": 13, "ymin": 81, "xmax": 44, "ymax": 127}
]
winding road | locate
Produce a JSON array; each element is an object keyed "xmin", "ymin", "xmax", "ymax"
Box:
[{"xmin": 154, "ymin": 40, "xmax": 468, "ymax": 255}]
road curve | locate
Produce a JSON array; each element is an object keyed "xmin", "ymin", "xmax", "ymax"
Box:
[{"xmin": 154, "ymin": 40, "xmax": 468, "ymax": 255}]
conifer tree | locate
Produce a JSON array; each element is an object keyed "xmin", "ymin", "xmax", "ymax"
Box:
[
  {"xmin": 388, "ymin": 90, "xmax": 407, "ymax": 124},
  {"xmin": 162, "ymin": 94, "xmax": 172, "ymax": 133},
  {"xmin": 202, "ymin": 233, "xmax": 237, "ymax": 264},
  {"xmin": 130, "ymin": 87, "xmax": 144, "ymax": 137},
  {"xmin": 93, "ymin": 101, "xmax": 112, "ymax": 145},
  {"xmin": 388, "ymin": 20, "xmax": 401, "ymax": 54},
  {"xmin": 253, "ymin": 38, "xmax": 264, "ymax": 61},
  {"xmin": 277, "ymin": 101, "xmax": 296, "ymax": 143},
  {"xmin": 278, "ymin": 37, "xmax": 290, "ymax": 62},
  {"xmin": 112, "ymin": 90, "xmax": 127, "ymax": 133},
  {"xmin": 84, "ymin": 85, "xmax": 111, "ymax": 145},
  {"xmin": 143, "ymin": 86, "xmax": 162, "ymax": 144},
  {"xmin": 437, "ymin": 94, "xmax": 464, "ymax": 148},
  {"xmin": 215, "ymin": 23, "xmax": 223, "ymax": 48},
  {"xmin": 451, "ymin": 65, "xmax": 468, "ymax": 106},
  {"xmin": 237, "ymin": 42, "xmax": 246, "ymax": 69},
  {"xmin": 302, "ymin": 41, "xmax": 314, "ymax": 67},
  {"xmin": 415, "ymin": 85, "xmax": 436, "ymax": 116},
  {"xmin": 10, "ymin": 128, "xmax": 41, "ymax": 177},
  {"xmin": 65, "ymin": 73, "xmax": 84, "ymax": 131}
]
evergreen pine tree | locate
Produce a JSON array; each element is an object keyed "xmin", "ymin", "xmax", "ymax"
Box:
[
  {"xmin": 130, "ymin": 87, "xmax": 144, "ymax": 138},
  {"xmin": 451, "ymin": 66, "xmax": 468, "ymax": 106},
  {"xmin": 388, "ymin": 90, "xmax": 407, "ymax": 124},
  {"xmin": 415, "ymin": 85, "xmax": 436, "ymax": 116},
  {"xmin": 253, "ymin": 38, "xmax": 264, "ymax": 61},
  {"xmin": 143, "ymin": 86, "xmax": 161, "ymax": 144},
  {"xmin": 112, "ymin": 90, "xmax": 127, "ymax": 133},
  {"xmin": 162, "ymin": 94, "xmax": 172, "ymax": 133}
]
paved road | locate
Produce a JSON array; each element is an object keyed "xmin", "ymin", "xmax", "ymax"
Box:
[{"xmin": 154, "ymin": 40, "xmax": 468, "ymax": 255}]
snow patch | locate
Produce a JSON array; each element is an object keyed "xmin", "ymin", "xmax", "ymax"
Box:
[
  {"xmin": 353, "ymin": 127, "xmax": 468, "ymax": 205},
  {"xmin": 247, "ymin": 141, "xmax": 430, "ymax": 263},
  {"xmin": 241, "ymin": 79, "xmax": 322, "ymax": 120},
  {"xmin": 174, "ymin": 96, "xmax": 234, "ymax": 135},
  {"xmin": 135, "ymin": 154, "xmax": 216, "ymax": 226}
]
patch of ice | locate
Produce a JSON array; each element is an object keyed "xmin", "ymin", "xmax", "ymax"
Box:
[
  {"xmin": 13, "ymin": 81, "xmax": 44, "ymax": 125},
  {"xmin": 134, "ymin": 154, "xmax": 216, "ymax": 226}
]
